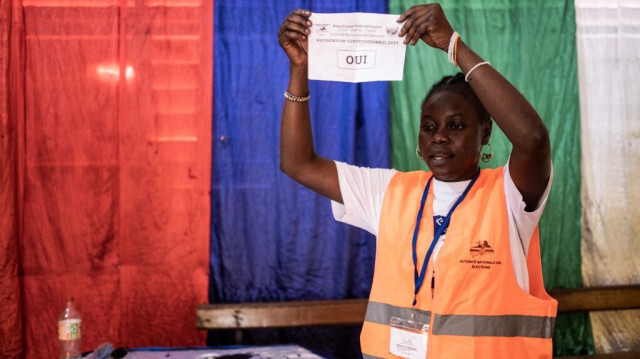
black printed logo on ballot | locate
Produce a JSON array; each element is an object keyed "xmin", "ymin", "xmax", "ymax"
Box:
[
  {"xmin": 385, "ymin": 25, "xmax": 399, "ymax": 36},
  {"xmin": 459, "ymin": 240, "xmax": 501, "ymax": 270}
]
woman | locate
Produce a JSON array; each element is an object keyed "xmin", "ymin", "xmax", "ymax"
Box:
[{"xmin": 278, "ymin": 4, "xmax": 557, "ymax": 358}]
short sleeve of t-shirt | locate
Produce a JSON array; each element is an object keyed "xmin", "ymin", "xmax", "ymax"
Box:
[
  {"xmin": 503, "ymin": 162, "xmax": 553, "ymax": 258},
  {"xmin": 330, "ymin": 161, "xmax": 397, "ymax": 236}
]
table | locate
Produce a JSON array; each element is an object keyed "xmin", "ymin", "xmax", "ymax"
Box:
[{"xmin": 121, "ymin": 345, "xmax": 328, "ymax": 359}]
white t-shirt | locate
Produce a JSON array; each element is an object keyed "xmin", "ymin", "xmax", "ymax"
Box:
[{"xmin": 330, "ymin": 160, "xmax": 552, "ymax": 293}]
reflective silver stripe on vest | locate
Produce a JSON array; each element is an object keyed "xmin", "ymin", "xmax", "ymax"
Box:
[
  {"xmin": 363, "ymin": 301, "xmax": 431, "ymax": 326},
  {"xmin": 362, "ymin": 354, "xmax": 384, "ymax": 359},
  {"xmin": 432, "ymin": 313, "xmax": 555, "ymax": 339}
]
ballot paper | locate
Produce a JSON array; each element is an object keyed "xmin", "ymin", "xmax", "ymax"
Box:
[{"xmin": 308, "ymin": 12, "xmax": 406, "ymax": 83}]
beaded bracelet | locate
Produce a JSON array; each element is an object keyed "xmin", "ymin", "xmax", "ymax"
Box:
[
  {"xmin": 453, "ymin": 35, "xmax": 459, "ymax": 67},
  {"xmin": 284, "ymin": 90, "xmax": 310, "ymax": 103},
  {"xmin": 447, "ymin": 31, "xmax": 460, "ymax": 67}
]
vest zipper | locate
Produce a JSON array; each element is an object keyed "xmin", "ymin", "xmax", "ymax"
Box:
[
  {"xmin": 431, "ymin": 239, "xmax": 441, "ymax": 299},
  {"xmin": 428, "ymin": 240, "xmax": 441, "ymax": 358}
]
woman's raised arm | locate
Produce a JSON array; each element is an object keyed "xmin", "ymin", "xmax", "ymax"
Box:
[
  {"xmin": 278, "ymin": 10, "xmax": 343, "ymax": 203},
  {"xmin": 398, "ymin": 4, "xmax": 551, "ymax": 211}
]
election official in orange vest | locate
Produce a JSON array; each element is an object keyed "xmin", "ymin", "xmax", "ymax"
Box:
[{"xmin": 278, "ymin": 3, "xmax": 557, "ymax": 358}]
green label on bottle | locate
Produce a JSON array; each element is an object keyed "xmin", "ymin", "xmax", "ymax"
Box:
[{"xmin": 58, "ymin": 319, "xmax": 81, "ymax": 340}]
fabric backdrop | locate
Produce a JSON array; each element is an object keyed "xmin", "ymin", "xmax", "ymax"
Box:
[
  {"xmin": 388, "ymin": 0, "xmax": 592, "ymax": 356},
  {"xmin": 0, "ymin": 1, "xmax": 25, "ymax": 357},
  {"xmin": 576, "ymin": 0, "xmax": 640, "ymax": 353},
  {"xmin": 211, "ymin": 0, "xmax": 389, "ymax": 357},
  {"xmin": 3, "ymin": 0, "xmax": 637, "ymax": 357},
  {"xmin": 0, "ymin": 1, "xmax": 212, "ymax": 358}
]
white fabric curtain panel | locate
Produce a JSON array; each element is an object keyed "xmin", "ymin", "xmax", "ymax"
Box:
[{"xmin": 576, "ymin": 0, "xmax": 640, "ymax": 353}]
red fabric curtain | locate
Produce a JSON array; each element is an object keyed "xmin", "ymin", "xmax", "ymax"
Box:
[{"xmin": 1, "ymin": 1, "xmax": 212, "ymax": 358}]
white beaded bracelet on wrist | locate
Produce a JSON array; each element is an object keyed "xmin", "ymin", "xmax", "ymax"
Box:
[
  {"xmin": 447, "ymin": 31, "xmax": 460, "ymax": 66},
  {"xmin": 284, "ymin": 90, "xmax": 310, "ymax": 103},
  {"xmin": 465, "ymin": 61, "xmax": 491, "ymax": 82}
]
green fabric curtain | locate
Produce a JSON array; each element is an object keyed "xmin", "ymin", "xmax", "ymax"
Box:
[{"xmin": 388, "ymin": 0, "xmax": 592, "ymax": 355}]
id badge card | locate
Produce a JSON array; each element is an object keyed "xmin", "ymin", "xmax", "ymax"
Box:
[{"xmin": 389, "ymin": 316, "xmax": 429, "ymax": 359}]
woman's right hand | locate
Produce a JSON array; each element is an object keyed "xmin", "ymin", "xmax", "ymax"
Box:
[{"xmin": 278, "ymin": 9, "xmax": 312, "ymax": 66}]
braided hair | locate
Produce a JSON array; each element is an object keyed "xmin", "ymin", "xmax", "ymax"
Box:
[{"xmin": 422, "ymin": 73, "xmax": 490, "ymax": 123}]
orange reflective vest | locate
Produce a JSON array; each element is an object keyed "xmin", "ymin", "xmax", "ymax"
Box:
[{"xmin": 360, "ymin": 168, "xmax": 557, "ymax": 359}]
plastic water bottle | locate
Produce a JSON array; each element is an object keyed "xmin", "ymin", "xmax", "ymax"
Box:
[{"xmin": 58, "ymin": 297, "xmax": 82, "ymax": 359}]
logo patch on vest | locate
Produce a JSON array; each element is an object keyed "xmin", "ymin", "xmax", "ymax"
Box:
[
  {"xmin": 459, "ymin": 240, "xmax": 501, "ymax": 269},
  {"xmin": 470, "ymin": 240, "xmax": 495, "ymax": 257}
]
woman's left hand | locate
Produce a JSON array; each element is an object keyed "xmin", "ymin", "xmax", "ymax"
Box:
[{"xmin": 397, "ymin": 4, "xmax": 454, "ymax": 50}]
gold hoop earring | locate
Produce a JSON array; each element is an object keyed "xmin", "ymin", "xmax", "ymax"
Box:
[
  {"xmin": 415, "ymin": 146, "xmax": 423, "ymax": 160},
  {"xmin": 481, "ymin": 143, "xmax": 493, "ymax": 163}
]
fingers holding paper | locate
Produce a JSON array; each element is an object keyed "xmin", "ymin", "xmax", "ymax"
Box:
[
  {"xmin": 397, "ymin": 4, "xmax": 453, "ymax": 50},
  {"xmin": 278, "ymin": 9, "xmax": 312, "ymax": 66}
]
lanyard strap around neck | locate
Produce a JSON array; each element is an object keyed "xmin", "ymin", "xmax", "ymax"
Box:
[{"xmin": 411, "ymin": 169, "xmax": 481, "ymax": 307}]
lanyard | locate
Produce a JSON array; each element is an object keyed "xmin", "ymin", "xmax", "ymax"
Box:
[{"xmin": 411, "ymin": 169, "xmax": 480, "ymax": 307}]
